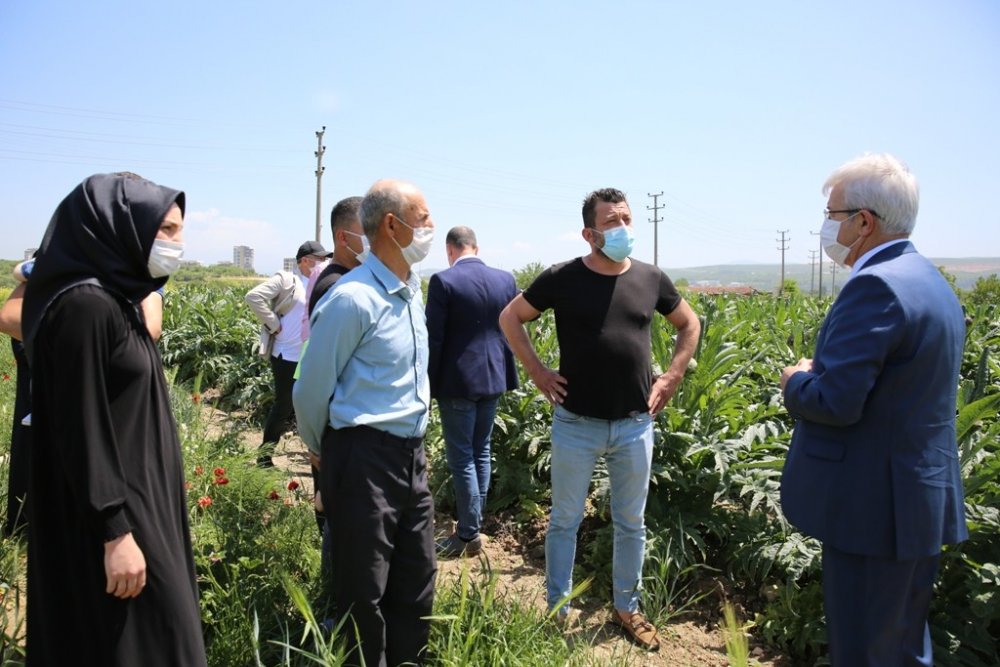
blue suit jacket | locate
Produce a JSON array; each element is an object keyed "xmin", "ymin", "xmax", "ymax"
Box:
[
  {"xmin": 781, "ymin": 242, "xmax": 968, "ymax": 559},
  {"xmin": 426, "ymin": 257, "xmax": 519, "ymax": 400}
]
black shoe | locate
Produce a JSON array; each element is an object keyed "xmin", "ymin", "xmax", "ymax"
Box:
[
  {"xmin": 436, "ymin": 532, "xmax": 482, "ymax": 558},
  {"xmin": 256, "ymin": 455, "xmax": 275, "ymax": 468}
]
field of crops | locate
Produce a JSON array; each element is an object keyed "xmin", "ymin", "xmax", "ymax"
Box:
[{"xmin": 1, "ymin": 278, "xmax": 997, "ymax": 666}]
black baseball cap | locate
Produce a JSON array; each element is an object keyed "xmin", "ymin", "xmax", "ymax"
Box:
[{"xmin": 296, "ymin": 240, "xmax": 333, "ymax": 260}]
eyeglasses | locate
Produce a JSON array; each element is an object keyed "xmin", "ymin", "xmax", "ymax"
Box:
[{"xmin": 824, "ymin": 207, "xmax": 882, "ymax": 219}]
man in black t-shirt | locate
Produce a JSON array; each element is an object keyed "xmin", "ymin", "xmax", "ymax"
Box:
[
  {"xmin": 499, "ymin": 188, "xmax": 700, "ymax": 651},
  {"xmin": 308, "ymin": 195, "xmax": 367, "ymax": 315},
  {"xmin": 300, "ymin": 195, "xmax": 366, "ymax": 612}
]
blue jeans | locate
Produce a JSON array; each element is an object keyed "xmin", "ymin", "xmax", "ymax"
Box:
[
  {"xmin": 546, "ymin": 405, "xmax": 654, "ymax": 613},
  {"xmin": 438, "ymin": 396, "xmax": 500, "ymax": 541}
]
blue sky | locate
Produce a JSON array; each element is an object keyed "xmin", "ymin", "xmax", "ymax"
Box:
[{"xmin": 1, "ymin": 0, "xmax": 998, "ymax": 275}]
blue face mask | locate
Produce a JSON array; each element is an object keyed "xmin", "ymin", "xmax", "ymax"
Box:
[{"xmin": 595, "ymin": 225, "xmax": 635, "ymax": 262}]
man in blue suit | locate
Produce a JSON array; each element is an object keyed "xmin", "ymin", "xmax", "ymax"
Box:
[
  {"xmin": 780, "ymin": 153, "xmax": 968, "ymax": 666},
  {"xmin": 426, "ymin": 226, "xmax": 519, "ymax": 557}
]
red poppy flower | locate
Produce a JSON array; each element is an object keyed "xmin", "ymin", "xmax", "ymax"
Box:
[
  {"xmin": 213, "ymin": 467, "xmax": 225, "ymax": 477},
  {"xmin": 268, "ymin": 490, "xmax": 280, "ymax": 500},
  {"xmin": 194, "ymin": 466, "xmax": 204, "ymax": 476},
  {"xmin": 2, "ymin": 374, "xmax": 9, "ymax": 381},
  {"xmin": 214, "ymin": 477, "xmax": 229, "ymax": 486},
  {"xmin": 192, "ymin": 393, "xmax": 202, "ymax": 404},
  {"xmin": 287, "ymin": 479, "xmax": 300, "ymax": 491},
  {"xmin": 197, "ymin": 496, "xmax": 212, "ymax": 508}
]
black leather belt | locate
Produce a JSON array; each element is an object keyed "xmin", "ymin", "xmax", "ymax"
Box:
[{"xmin": 338, "ymin": 424, "xmax": 423, "ymax": 449}]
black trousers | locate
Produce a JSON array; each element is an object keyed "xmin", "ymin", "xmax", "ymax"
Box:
[
  {"xmin": 321, "ymin": 425, "xmax": 437, "ymax": 667},
  {"xmin": 4, "ymin": 339, "xmax": 31, "ymax": 536},
  {"xmin": 261, "ymin": 354, "xmax": 298, "ymax": 450}
]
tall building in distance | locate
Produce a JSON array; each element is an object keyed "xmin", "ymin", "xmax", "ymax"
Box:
[
  {"xmin": 233, "ymin": 245, "xmax": 255, "ymax": 273},
  {"xmin": 282, "ymin": 258, "xmax": 296, "ymax": 272},
  {"xmin": 24, "ymin": 248, "xmax": 38, "ymax": 260}
]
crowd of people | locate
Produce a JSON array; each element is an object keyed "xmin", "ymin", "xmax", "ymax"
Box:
[{"xmin": 1, "ymin": 153, "xmax": 969, "ymax": 667}]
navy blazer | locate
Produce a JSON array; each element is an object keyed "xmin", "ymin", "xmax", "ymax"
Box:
[
  {"xmin": 781, "ymin": 242, "xmax": 968, "ymax": 559},
  {"xmin": 426, "ymin": 257, "xmax": 519, "ymax": 400}
]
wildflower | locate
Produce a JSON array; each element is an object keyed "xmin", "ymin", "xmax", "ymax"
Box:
[
  {"xmin": 214, "ymin": 477, "xmax": 229, "ymax": 486},
  {"xmin": 268, "ymin": 490, "xmax": 280, "ymax": 500},
  {"xmin": 197, "ymin": 496, "xmax": 212, "ymax": 508},
  {"xmin": 287, "ymin": 479, "xmax": 300, "ymax": 491},
  {"xmin": 184, "ymin": 481, "xmax": 194, "ymax": 491},
  {"xmin": 192, "ymin": 392, "xmax": 202, "ymax": 404},
  {"xmin": 2, "ymin": 373, "xmax": 9, "ymax": 381},
  {"xmin": 213, "ymin": 467, "xmax": 225, "ymax": 477},
  {"xmin": 194, "ymin": 466, "xmax": 204, "ymax": 476}
]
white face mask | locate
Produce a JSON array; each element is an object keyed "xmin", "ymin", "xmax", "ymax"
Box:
[
  {"xmin": 148, "ymin": 238, "xmax": 184, "ymax": 278},
  {"xmin": 392, "ymin": 215, "xmax": 434, "ymax": 265},
  {"xmin": 345, "ymin": 230, "xmax": 370, "ymax": 262},
  {"xmin": 820, "ymin": 213, "xmax": 860, "ymax": 268}
]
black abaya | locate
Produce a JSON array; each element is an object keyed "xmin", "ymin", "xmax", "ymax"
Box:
[{"xmin": 27, "ymin": 284, "xmax": 206, "ymax": 666}]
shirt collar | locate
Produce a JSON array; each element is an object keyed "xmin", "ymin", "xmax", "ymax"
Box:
[
  {"xmin": 453, "ymin": 254, "xmax": 480, "ymax": 265},
  {"xmin": 365, "ymin": 253, "xmax": 420, "ymax": 302},
  {"xmin": 850, "ymin": 238, "xmax": 910, "ymax": 278}
]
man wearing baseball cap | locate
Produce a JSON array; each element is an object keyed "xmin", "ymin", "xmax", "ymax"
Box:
[{"xmin": 246, "ymin": 240, "xmax": 331, "ymax": 467}]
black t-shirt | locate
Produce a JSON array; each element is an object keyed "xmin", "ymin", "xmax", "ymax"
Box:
[
  {"xmin": 308, "ymin": 262, "xmax": 354, "ymax": 315},
  {"xmin": 522, "ymin": 257, "xmax": 681, "ymax": 420}
]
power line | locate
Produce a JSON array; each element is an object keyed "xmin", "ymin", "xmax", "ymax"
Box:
[
  {"xmin": 810, "ymin": 230, "xmax": 824, "ymax": 297},
  {"xmin": 776, "ymin": 230, "xmax": 790, "ymax": 294},
  {"xmin": 315, "ymin": 127, "xmax": 326, "ymax": 243},
  {"xmin": 808, "ymin": 249, "xmax": 819, "ymax": 294},
  {"xmin": 647, "ymin": 192, "xmax": 664, "ymax": 267}
]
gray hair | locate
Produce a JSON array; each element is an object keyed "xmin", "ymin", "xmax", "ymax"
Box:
[
  {"xmin": 823, "ymin": 153, "xmax": 919, "ymax": 235},
  {"xmin": 446, "ymin": 226, "xmax": 477, "ymax": 249},
  {"xmin": 359, "ymin": 181, "xmax": 410, "ymax": 239}
]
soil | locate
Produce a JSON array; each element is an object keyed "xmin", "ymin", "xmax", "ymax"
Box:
[{"xmin": 249, "ymin": 416, "xmax": 794, "ymax": 667}]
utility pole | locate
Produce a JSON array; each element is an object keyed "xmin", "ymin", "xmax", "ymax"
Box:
[
  {"xmin": 314, "ymin": 126, "xmax": 326, "ymax": 243},
  {"xmin": 810, "ymin": 230, "xmax": 823, "ymax": 297},
  {"xmin": 808, "ymin": 250, "xmax": 819, "ymax": 295},
  {"xmin": 647, "ymin": 192, "xmax": 664, "ymax": 267},
  {"xmin": 829, "ymin": 261, "xmax": 839, "ymax": 295},
  {"xmin": 776, "ymin": 230, "xmax": 790, "ymax": 294}
]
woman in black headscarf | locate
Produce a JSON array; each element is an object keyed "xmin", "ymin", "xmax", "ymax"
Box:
[{"xmin": 22, "ymin": 172, "xmax": 206, "ymax": 667}]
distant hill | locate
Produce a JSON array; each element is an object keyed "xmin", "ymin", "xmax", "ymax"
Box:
[{"xmin": 665, "ymin": 257, "xmax": 1000, "ymax": 294}]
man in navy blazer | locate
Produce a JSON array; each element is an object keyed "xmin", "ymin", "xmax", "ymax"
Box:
[
  {"xmin": 426, "ymin": 226, "xmax": 519, "ymax": 557},
  {"xmin": 780, "ymin": 154, "xmax": 967, "ymax": 667}
]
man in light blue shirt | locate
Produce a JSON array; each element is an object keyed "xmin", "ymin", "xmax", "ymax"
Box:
[{"xmin": 294, "ymin": 178, "xmax": 437, "ymax": 667}]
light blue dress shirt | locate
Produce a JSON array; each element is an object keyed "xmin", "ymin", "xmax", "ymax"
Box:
[
  {"xmin": 293, "ymin": 254, "xmax": 430, "ymax": 454},
  {"xmin": 849, "ymin": 238, "xmax": 909, "ymax": 279}
]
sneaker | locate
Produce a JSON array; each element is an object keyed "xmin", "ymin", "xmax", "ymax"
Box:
[
  {"xmin": 436, "ymin": 532, "xmax": 482, "ymax": 558},
  {"xmin": 610, "ymin": 610, "xmax": 660, "ymax": 651}
]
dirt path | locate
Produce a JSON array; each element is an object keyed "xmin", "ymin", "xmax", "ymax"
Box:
[{"xmin": 250, "ymin": 420, "xmax": 790, "ymax": 667}]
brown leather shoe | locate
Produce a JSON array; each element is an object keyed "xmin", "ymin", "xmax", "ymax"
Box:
[{"xmin": 611, "ymin": 610, "xmax": 661, "ymax": 651}]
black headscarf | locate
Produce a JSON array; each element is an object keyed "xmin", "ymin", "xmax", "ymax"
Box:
[{"xmin": 22, "ymin": 173, "xmax": 185, "ymax": 360}]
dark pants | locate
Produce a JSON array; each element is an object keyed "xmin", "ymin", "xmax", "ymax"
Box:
[
  {"xmin": 321, "ymin": 425, "xmax": 437, "ymax": 667},
  {"xmin": 4, "ymin": 339, "xmax": 31, "ymax": 536},
  {"xmin": 822, "ymin": 544, "xmax": 940, "ymax": 667},
  {"xmin": 261, "ymin": 354, "xmax": 298, "ymax": 452}
]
